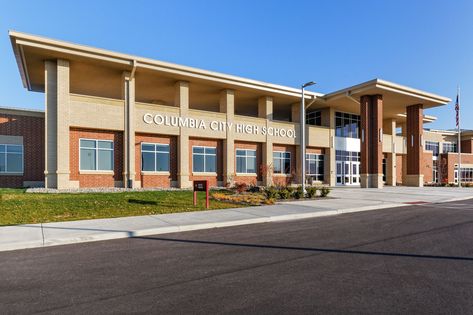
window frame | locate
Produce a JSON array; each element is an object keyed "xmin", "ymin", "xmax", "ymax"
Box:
[
  {"xmin": 192, "ymin": 145, "xmax": 217, "ymax": 173},
  {"xmin": 141, "ymin": 142, "xmax": 170, "ymax": 173},
  {"xmin": 79, "ymin": 138, "xmax": 114, "ymax": 172},
  {"xmin": 335, "ymin": 111, "xmax": 360, "ymax": 139},
  {"xmin": 0, "ymin": 144, "xmax": 24, "ymax": 174},
  {"xmin": 425, "ymin": 141, "xmax": 440, "ymax": 156},
  {"xmin": 273, "ymin": 151, "xmax": 291, "ymax": 175},
  {"xmin": 306, "ymin": 110, "xmax": 322, "ymax": 126},
  {"xmin": 305, "ymin": 153, "xmax": 324, "ymax": 181},
  {"xmin": 236, "ymin": 149, "xmax": 257, "ymax": 174},
  {"xmin": 443, "ymin": 142, "xmax": 457, "ymax": 154}
]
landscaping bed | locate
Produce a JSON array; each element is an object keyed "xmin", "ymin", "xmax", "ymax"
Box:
[
  {"xmin": 0, "ymin": 189, "xmax": 243, "ymax": 226},
  {"xmin": 211, "ymin": 183, "xmax": 331, "ymax": 205}
]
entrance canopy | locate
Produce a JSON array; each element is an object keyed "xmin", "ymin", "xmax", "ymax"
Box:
[{"xmin": 312, "ymin": 79, "xmax": 451, "ymax": 122}]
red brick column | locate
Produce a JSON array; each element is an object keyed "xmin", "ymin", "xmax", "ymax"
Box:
[
  {"xmin": 405, "ymin": 104, "xmax": 424, "ymax": 186},
  {"xmin": 360, "ymin": 95, "xmax": 384, "ymax": 188}
]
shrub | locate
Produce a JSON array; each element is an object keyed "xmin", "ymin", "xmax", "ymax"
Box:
[
  {"xmin": 306, "ymin": 186, "xmax": 317, "ymax": 198},
  {"xmin": 278, "ymin": 188, "xmax": 291, "ymax": 199},
  {"xmin": 247, "ymin": 184, "xmax": 260, "ymax": 193},
  {"xmin": 263, "ymin": 186, "xmax": 278, "ymax": 200},
  {"xmin": 233, "ymin": 182, "xmax": 248, "ymax": 194},
  {"xmin": 292, "ymin": 186, "xmax": 304, "ymax": 199},
  {"xmin": 320, "ymin": 186, "xmax": 331, "ymax": 197}
]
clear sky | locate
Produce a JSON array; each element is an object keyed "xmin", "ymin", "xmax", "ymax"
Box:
[{"xmin": 0, "ymin": 0, "xmax": 472, "ymax": 130}]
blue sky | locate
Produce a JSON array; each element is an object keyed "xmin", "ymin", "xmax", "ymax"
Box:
[{"xmin": 0, "ymin": 0, "xmax": 472, "ymax": 129}]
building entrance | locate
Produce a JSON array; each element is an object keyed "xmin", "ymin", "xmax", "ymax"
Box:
[{"xmin": 335, "ymin": 150, "xmax": 360, "ymax": 186}]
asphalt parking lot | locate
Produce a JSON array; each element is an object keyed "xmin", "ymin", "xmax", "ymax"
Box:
[{"xmin": 2, "ymin": 198, "xmax": 473, "ymax": 314}]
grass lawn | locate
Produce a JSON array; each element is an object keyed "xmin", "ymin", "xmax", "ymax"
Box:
[{"xmin": 0, "ymin": 189, "xmax": 243, "ymax": 226}]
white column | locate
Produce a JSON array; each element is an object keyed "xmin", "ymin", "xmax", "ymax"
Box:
[
  {"xmin": 176, "ymin": 81, "xmax": 191, "ymax": 188},
  {"xmin": 384, "ymin": 118, "xmax": 397, "ymax": 186},
  {"xmin": 44, "ymin": 59, "xmax": 72, "ymax": 189},
  {"xmin": 220, "ymin": 89, "xmax": 235, "ymax": 186}
]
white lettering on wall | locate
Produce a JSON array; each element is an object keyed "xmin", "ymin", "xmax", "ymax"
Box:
[{"xmin": 143, "ymin": 113, "xmax": 296, "ymax": 138}]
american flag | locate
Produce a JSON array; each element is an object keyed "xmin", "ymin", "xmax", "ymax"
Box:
[{"xmin": 455, "ymin": 93, "xmax": 460, "ymax": 127}]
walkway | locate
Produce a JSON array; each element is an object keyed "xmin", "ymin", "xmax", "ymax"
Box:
[{"xmin": 1, "ymin": 186, "xmax": 471, "ymax": 252}]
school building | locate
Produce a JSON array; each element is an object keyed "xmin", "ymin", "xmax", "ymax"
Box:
[{"xmin": 2, "ymin": 31, "xmax": 469, "ymax": 190}]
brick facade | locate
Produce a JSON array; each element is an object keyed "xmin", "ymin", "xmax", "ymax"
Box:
[
  {"xmin": 70, "ymin": 128, "xmax": 123, "ymax": 188},
  {"xmin": 189, "ymin": 138, "xmax": 223, "ymax": 187},
  {"xmin": 135, "ymin": 133, "xmax": 177, "ymax": 188},
  {"xmin": 0, "ymin": 113, "xmax": 44, "ymax": 188},
  {"xmin": 396, "ymin": 154, "xmax": 404, "ymax": 185},
  {"xmin": 461, "ymin": 139, "xmax": 473, "ymax": 154},
  {"xmin": 422, "ymin": 151, "xmax": 434, "ymax": 183},
  {"xmin": 438, "ymin": 153, "xmax": 473, "ymax": 184}
]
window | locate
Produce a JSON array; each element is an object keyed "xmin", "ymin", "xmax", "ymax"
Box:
[
  {"xmin": 306, "ymin": 111, "xmax": 322, "ymax": 126},
  {"xmin": 236, "ymin": 149, "xmax": 257, "ymax": 174},
  {"xmin": 433, "ymin": 160, "xmax": 438, "ymax": 183},
  {"xmin": 141, "ymin": 143, "xmax": 170, "ymax": 172},
  {"xmin": 80, "ymin": 139, "xmax": 114, "ymax": 171},
  {"xmin": 192, "ymin": 146, "xmax": 217, "ymax": 173},
  {"xmin": 273, "ymin": 151, "xmax": 291, "ymax": 174},
  {"xmin": 335, "ymin": 112, "xmax": 360, "ymax": 138},
  {"xmin": 455, "ymin": 167, "xmax": 473, "ymax": 183},
  {"xmin": 335, "ymin": 150, "xmax": 360, "ymax": 162},
  {"xmin": 306, "ymin": 153, "xmax": 324, "ymax": 181},
  {"xmin": 443, "ymin": 142, "xmax": 457, "ymax": 153},
  {"xmin": 0, "ymin": 144, "xmax": 23, "ymax": 173},
  {"xmin": 425, "ymin": 141, "xmax": 439, "ymax": 156}
]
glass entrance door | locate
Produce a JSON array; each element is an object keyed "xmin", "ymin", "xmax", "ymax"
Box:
[{"xmin": 336, "ymin": 160, "xmax": 360, "ymax": 185}]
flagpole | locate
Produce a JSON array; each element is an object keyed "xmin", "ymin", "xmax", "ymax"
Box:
[{"xmin": 457, "ymin": 85, "xmax": 462, "ymax": 188}]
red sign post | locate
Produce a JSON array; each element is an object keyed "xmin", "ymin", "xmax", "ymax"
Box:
[{"xmin": 193, "ymin": 180, "xmax": 209, "ymax": 208}]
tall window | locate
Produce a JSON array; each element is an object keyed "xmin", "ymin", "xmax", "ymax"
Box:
[
  {"xmin": 425, "ymin": 141, "xmax": 439, "ymax": 156},
  {"xmin": 306, "ymin": 153, "xmax": 324, "ymax": 181},
  {"xmin": 443, "ymin": 142, "xmax": 457, "ymax": 153},
  {"xmin": 80, "ymin": 139, "xmax": 114, "ymax": 171},
  {"xmin": 192, "ymin": 146, "xmax": 216, "ymax": 173},
  {"xmin": 236, "ymin": 149, "xmax": 257, "ymax": 174},
  {"xmin": 273, "ymin": 151, "xmax": 291, "ymax": 174},
  {"xmin": 141, "ymin": 143, "xmax": 170, "ymax": 172},
  {"xmin": 306, "ymin": 110, "xmax": 322, "ymax": 126},
  {"xmin": 335, "ymin": 112, "xmax": 360, "ymax": 138},
  {"xmin": 0, "ymin": 144, "xmax": 23, "ymax": 173}
]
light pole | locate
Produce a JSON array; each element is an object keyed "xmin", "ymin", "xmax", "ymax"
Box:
[{"xmin": 301, "ymin": 81, "xmax": 316, "ymax": 196}]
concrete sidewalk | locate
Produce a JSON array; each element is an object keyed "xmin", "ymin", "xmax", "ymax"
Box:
[{"xmin": 1, "ymin": 186, "xmax": 472, "ymax": 252}]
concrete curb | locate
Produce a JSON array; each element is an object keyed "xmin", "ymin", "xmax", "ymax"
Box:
[
  {"xmin": 0, "ymin": 202, "xmax": 408, "ymax": 252},
  {"xmin": 1, "ymin": 196, "xmax": 472, "ymax": 252}
]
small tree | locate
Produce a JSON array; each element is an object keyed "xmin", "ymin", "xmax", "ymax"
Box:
[
  {"xmin": 439, "ymin": 157, "xmax": 448, "ymax": 184},
  {"xmin": 260, "ymin": 162, "xmax": 274, "ymax": 187}
]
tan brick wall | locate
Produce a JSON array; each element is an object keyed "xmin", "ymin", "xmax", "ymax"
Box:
[
  {"xmin": 396, "ymin": 154, "xmax": 404, "ymax": 185},
  {"xmin": 135, "ymin": 133, "xmax": 177, "ymax": 188},
  {"xmin": 70, "ymin": 128, "xmax": 123, "ymax": 188},
  {"xmin": 189, "ymin": 138, "xmax": 223, "ymax": 187},
  {"xmin": 0, "ymin": 113, "xmax": 44, "ymax": 188},
  {"xmin": 422, "ymin": 151, "xmax": 433, "ymax": 183},
  {"xmin": 272, "ymin": 143, "xmax": 296, "ymax": 186}
]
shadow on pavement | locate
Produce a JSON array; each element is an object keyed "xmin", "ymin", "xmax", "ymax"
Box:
[{"xmin": 135, "ymin": 236, "xmax": 473, "ymax": 262}]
